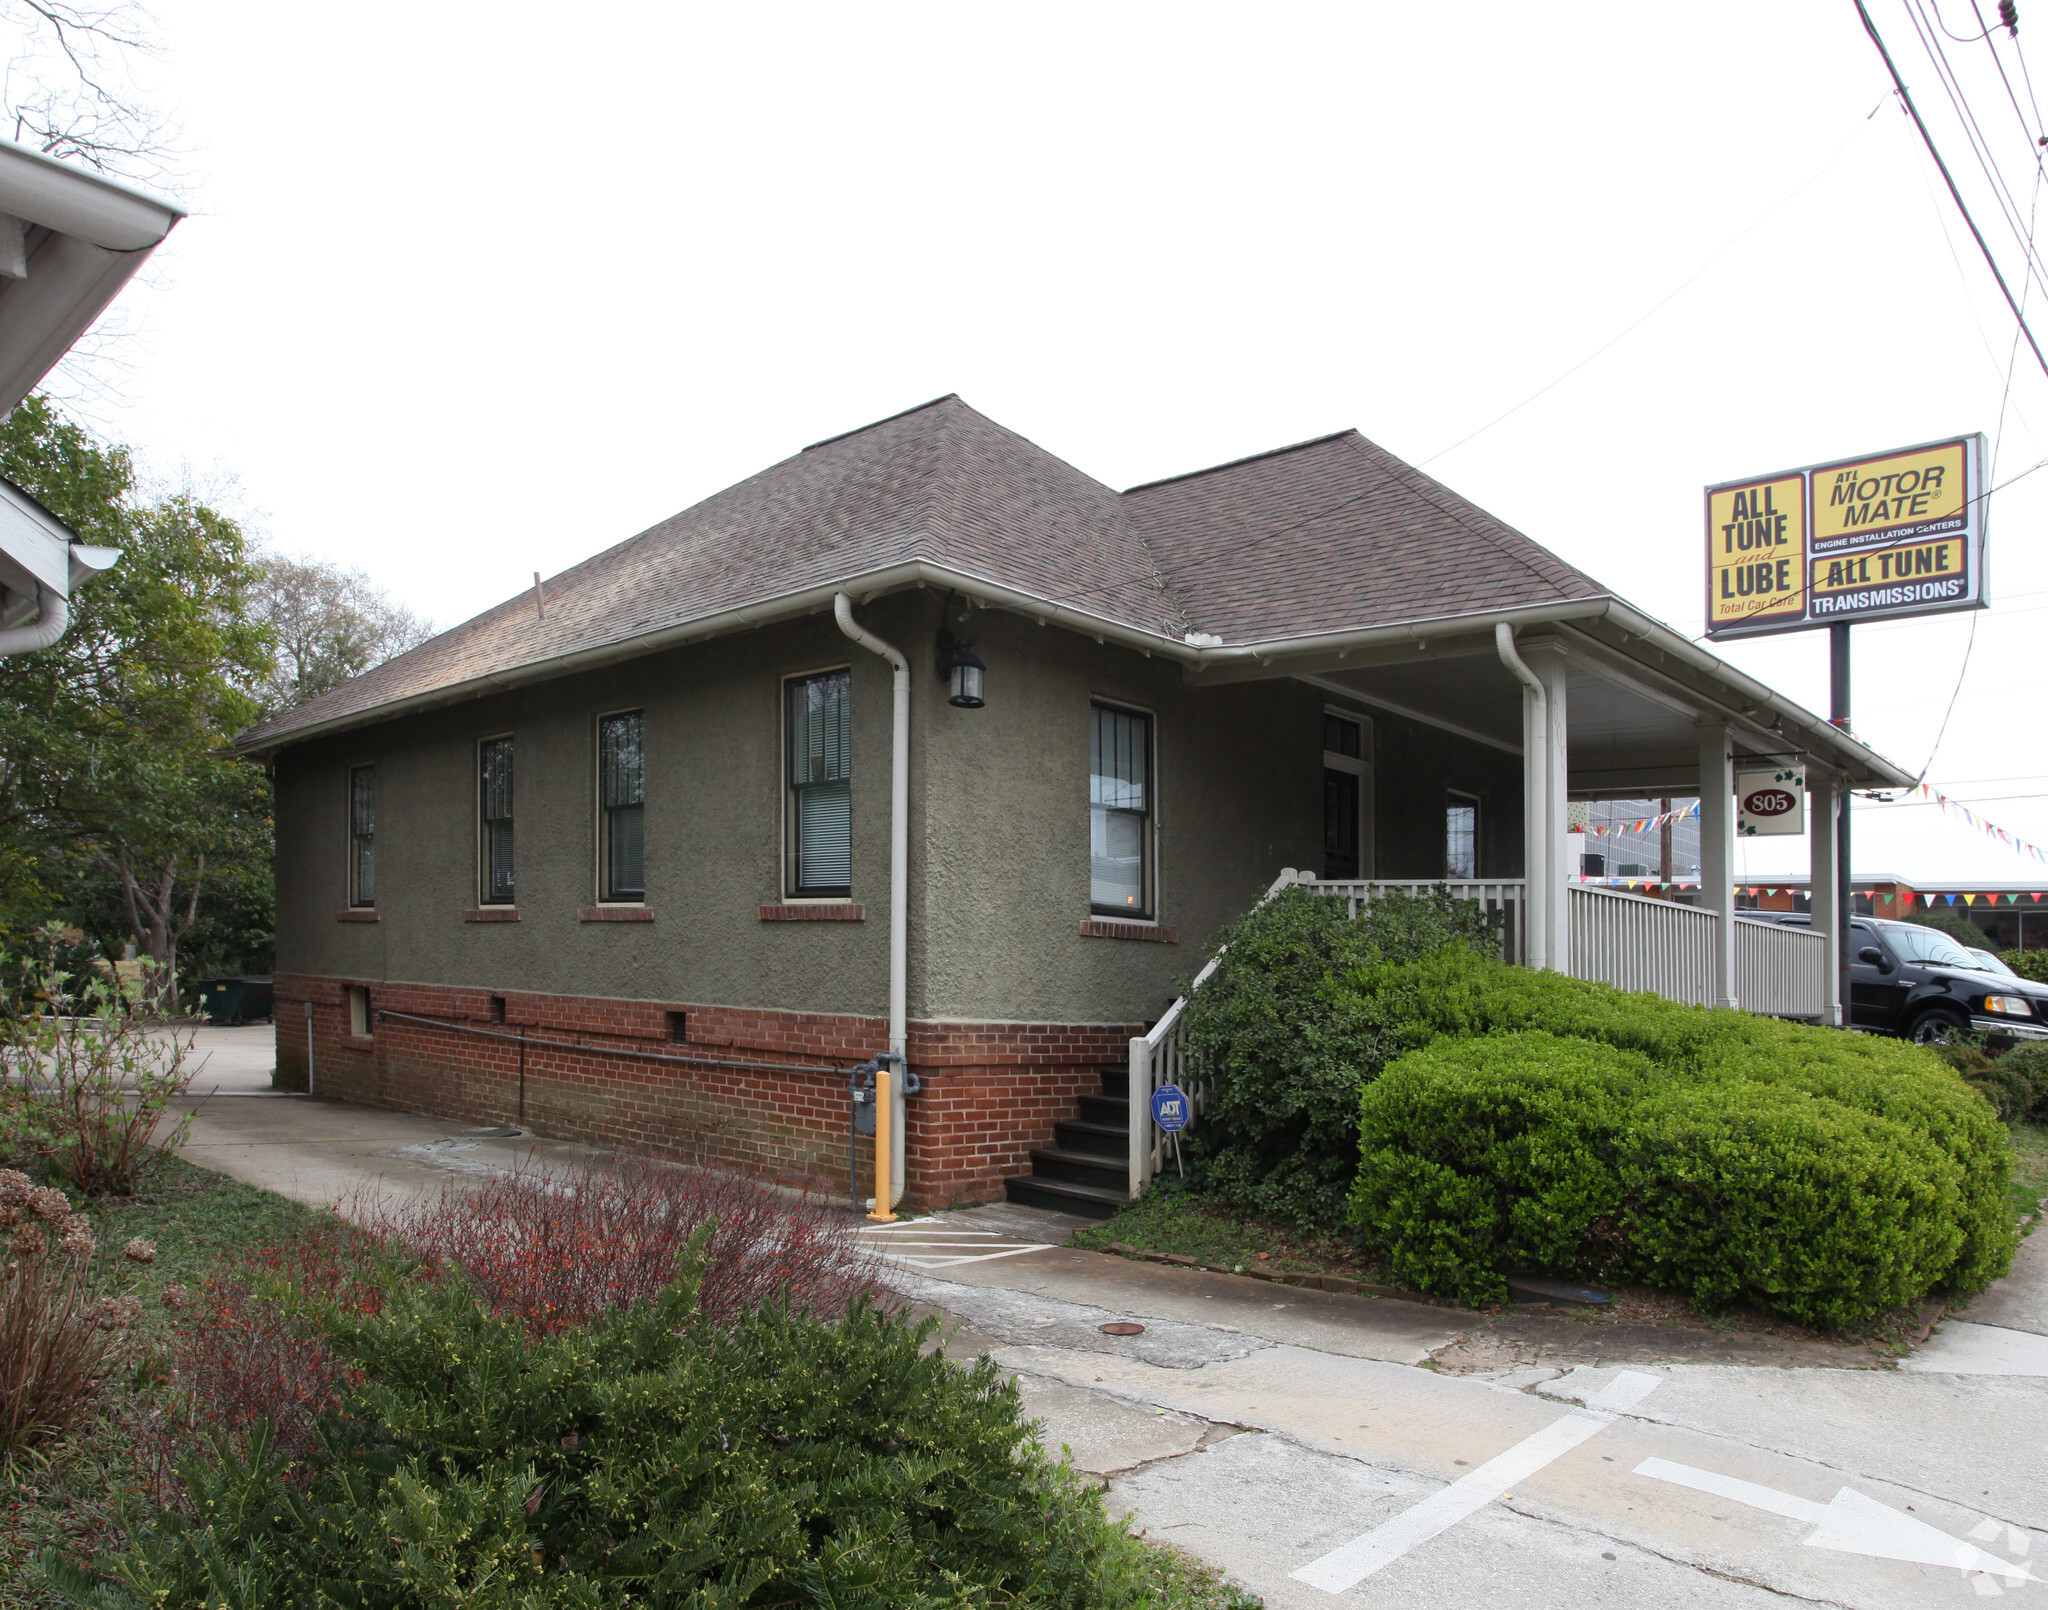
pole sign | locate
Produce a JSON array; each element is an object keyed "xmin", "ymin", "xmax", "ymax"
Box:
[
  {"xmin": 1736, "ymin": 765, "xmax": 1805, "ymax": 836},
  {"xmin": 1149, "ymin": 1083, "xmax": 1191, "ymax": 1133},
  {"xmin": 1705, "ymin": 434, "xmax": 1987, "ymax": 640}
]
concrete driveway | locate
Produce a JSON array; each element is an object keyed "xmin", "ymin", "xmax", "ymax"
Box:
[{"xmin": 163, "ymin": 1028, "xmax": 2048, "ymax": 1607}]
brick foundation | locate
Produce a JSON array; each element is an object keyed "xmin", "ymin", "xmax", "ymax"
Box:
[{"xmin": 272, "ymin": 976, "xmax": 1137, "ymax": 1210}]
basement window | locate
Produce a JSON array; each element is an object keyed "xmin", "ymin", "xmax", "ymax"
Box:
[{"xmin": 347, "ymin": 985, "xmax": 371, "ymax": 1039}]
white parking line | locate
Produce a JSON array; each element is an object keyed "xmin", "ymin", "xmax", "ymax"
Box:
[
  {"xmin": 856, "ymin": 1220, "xmax": 1053, "ymax": 1269},
  {"xmin": 1291, "ymin": 1370, "xmax": 1663, "ymax": 1594}
]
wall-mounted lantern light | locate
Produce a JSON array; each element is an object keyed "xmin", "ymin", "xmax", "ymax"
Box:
[{"xmin": 936, "ymin": 625, "xmax": 986, "ymax": 709}]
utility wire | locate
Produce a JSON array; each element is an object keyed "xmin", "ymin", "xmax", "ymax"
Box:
[
  {"xmin": 1857, "ymin": 0, "xmax": 2048, "ymax": 376},
  {"xmin": 1965, "ymin": 0, "xmax": 2046, "ymax": 146},
  {"xmin": 1902, "ymin": 0, "xmax": 2048, "ymax": 298}
]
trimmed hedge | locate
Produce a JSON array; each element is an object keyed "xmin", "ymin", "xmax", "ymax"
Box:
[
  {"xmin": 1178, "ymin": 886, "xmax": 1499, "ymax": 1226},
  {"xmin": 1346, "ymin": 950, "xmax": 2018, "ymax": 1326}
]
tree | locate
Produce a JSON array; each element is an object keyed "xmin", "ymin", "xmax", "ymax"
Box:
[
  {"xmin": 0, "ymin": 396, "xmax": 271, "ymax": 1008},
  {"xmin": 248, "ymin": 553, "xmax": 433, "ymax": 719},
  {"xmin": 0, "ymin": 0, "xmax": 178, "ymax": 186}
]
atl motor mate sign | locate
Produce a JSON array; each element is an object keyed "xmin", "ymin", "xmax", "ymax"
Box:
[{"xmin": 1704, "ymin": 434, "xmax": 1987, "ymax": 641}]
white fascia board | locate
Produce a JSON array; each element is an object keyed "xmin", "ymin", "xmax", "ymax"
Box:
[
  {"xmin": 0, "ymin": 473, "xmax": 75, "ymax": 597},
  {"xmin": 0, "ymin": 141, "xmax": 181, "ymax": 251}
]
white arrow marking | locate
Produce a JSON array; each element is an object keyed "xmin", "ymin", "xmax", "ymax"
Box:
[
  {"xmin": 1634, "ymin": 1458, "xmax": 2037, "ymax": 1582},
  {"xmin": 1292, "ymin": 1371, "xmax": 1663, "ymax": 1593}
]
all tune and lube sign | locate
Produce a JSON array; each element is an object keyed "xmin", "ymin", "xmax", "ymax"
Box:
[{"xmin": 1705, "ymin": 434, "xmax": 1987, "ymax": 640}]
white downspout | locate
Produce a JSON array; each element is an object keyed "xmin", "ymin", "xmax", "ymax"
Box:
[
  {"xmin": 0, "ymin": 588, "xmax": 65, "ymax": 655},
  {"xmin": 834, "ymin": 592, "xmax": 909, "ymax": 1207},
  {"xmin": 1496, "ymin": 622, "xmax": 1548, "ymax": 970}
]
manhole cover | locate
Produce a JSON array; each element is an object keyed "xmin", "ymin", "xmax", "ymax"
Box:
[{"xmin": 1099, "ymin": 1322, "xmax": 1145, "ymax": 1336}]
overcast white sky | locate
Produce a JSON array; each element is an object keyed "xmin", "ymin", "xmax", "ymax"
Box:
[{"xmin": 48, "ymin": 0, "xmax": 2048, "ymax": 887}]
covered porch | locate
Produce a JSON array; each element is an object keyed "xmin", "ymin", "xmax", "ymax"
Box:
[{"xmin": 1187, "ymin": 600, "xmax": 1917, "ymax": 1023}]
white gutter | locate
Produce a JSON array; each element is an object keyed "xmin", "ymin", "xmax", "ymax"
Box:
[
  {"xmin": 1495, "ymin": 623, "xmax": 1549, "ymax": 970},
  {"xmin": 0, "ymin": 587, "xmax": 63, "ymax": 653},
  {"xmin": 833, "ymin": 591, "xmax": 909, "ymax": 1211}
]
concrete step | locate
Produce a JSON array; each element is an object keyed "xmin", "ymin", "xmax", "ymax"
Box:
[
  {"xmin": 1054, "ymin": 1117, "xmax": 1128, "ymax": 1158},
  {"xmin": 1003, "ymin": 1173, "xmax": 1125, "ymax": 1219},
  {"xmin": 1029, "ymin": 1146, "xmax": 1129, "ymax": 1190}
]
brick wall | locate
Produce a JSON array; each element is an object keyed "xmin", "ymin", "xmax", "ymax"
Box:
[{"xmin": 271, "ymin": 975, "xmax": 1137, "ymax": 1210}]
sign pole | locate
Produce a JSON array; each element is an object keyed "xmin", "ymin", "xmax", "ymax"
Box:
[{"xmin": 1831, "ymin": 622, "xmax": 1853, "ymax": 1027}]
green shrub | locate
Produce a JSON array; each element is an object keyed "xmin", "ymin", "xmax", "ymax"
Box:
[
  {"xmin": 1345, "ymin": 951, "xmax": 2018, "ymax": 1325},
  {"xmin": 1998, "ymin": 948, "xmax": 2048, "ymax": 983},
  {"xmin": 1179, "ymin": 886, "xmax": 1501, "ymax": 1227},
  {"xmin": 58, "ymin": 1243, "xmax": 1185, "ymax": 1609}
]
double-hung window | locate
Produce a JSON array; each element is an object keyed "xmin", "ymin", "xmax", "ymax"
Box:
[
  {"xmin": 1090, "ymin": 703, "xmax": 1152, "ymax": 917},
  {"xmin": 479, "ymin": 737, "xmax": 515, "ymax": 905},
  {"xmin": 598, "ymin": 711, "xmax": 645, "ymax": 903},
  {"xmin": 786, "ymin": 670, "xmax": 851, "ymax": 897},
  {"xmin": 1445, "ymin": 791, "xmax": 1479, "ymax": 880},
  {"xmin": 347, "ymin": 764, "xmax": 376, "ymax": 907}
]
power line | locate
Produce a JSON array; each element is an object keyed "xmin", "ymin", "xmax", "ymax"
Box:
[
  {"xmin": 1856, "ymin": 0, "xmax": 2048, "ymax": 376},
  {"xmin": 1901, "ymin": 0, "xmax": 2048, "ymax": 300}
]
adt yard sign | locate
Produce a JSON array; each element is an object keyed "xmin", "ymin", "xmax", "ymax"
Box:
[
  {"xmin": 1150, "ymin": 1083, "xmax": 1190, "ymax": 1132},
  {"xmin": 1705, "ymin": 434, "xmax": 1987, "ymax": 641}
]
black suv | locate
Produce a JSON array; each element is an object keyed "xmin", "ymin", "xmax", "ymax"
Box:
[{"xmin": 1760, "ymin": 913, "xmax": 2048, "ymax": 1044}]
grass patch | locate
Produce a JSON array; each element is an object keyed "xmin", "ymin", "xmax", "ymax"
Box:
[
  {"xmin": 0, "ymin": 1154, "xmax": 326, "ymax": 1608},
  {"xmin": 2012, "ymin": 1120, "xmax": 2048, "ymax": 1227},
  {"xmin": 1071, "ymin": 1183, "xmax": 1364, "ymax": 1279}
]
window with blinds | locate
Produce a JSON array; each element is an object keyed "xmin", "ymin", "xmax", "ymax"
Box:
[
  {"xmin": 479, "ymin": 737, "xmax": 515, "ymax": 905},
  {"xmin": 786, "ymin": 670, "xmax": 851, "ymax": 896},
  {"xmin": 1090, "ymin": 703, "xmax": 1152, "ymax": 917},
  {"xmin": 348, "ymin": 764, "xmax": 376, "ymax": 907},
  {"xmin": 598, "ymin": 711, "xmax": 645, "ymax": 902}
]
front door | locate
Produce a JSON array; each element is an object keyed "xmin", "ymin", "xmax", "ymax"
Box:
[
  {"xmin": 1324, "ymin": 767, "xmax": 1360, "ymax": 878},
  {"xmin": 1323, "ymin": 710, "xmax": 1371, "ymax": 879}
]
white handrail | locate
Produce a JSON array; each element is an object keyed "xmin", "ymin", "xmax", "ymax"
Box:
[{"xmin": 1126, "ymin": 872, "xmax": 1527, "ymax": 1197}]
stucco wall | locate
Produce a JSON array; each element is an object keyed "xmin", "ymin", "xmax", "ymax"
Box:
[{"xmin": 272, "ymin": 593, "xmax": 1522, "ymax": 1028}]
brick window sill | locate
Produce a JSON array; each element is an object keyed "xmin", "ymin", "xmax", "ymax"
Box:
[
  {"xmin": 339, "ymin": 1034, "xmax": 375, "ymax": 1050},
  {"xmin": 581, "ymin": 907, "xmax": 653, "ymax": 922},
  {"xmin": 758, "ymin": 903, "xmax": 864, "ymax": 921},
  {"xmin": 1081, "ymin": 918, "xmax": 1177, "ymax": 943},
  {"xmin": 463, "ymin": 908, "xmax": 521, "ymax": 923},
  {"xmin": 336, "ymin": 909, "xmax": 379, "ymax": 923}
]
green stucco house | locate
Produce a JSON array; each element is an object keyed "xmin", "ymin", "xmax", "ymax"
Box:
[{"xmin": 236, "ymin": 396, "xmax": 1909, "ymax": 1213}]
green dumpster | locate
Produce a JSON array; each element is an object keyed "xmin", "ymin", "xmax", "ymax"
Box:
[{"xmin": 195, "ymin": 976, "xmax": 274, "ymax": 1025}]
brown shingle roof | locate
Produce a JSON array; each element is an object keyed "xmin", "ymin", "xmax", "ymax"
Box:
[{"xmin": 235, "ymin": 396, "xmax": 1609, "ymax": 750}]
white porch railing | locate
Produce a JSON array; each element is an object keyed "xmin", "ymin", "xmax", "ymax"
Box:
[
  {"xmin": 1568, "ymin": 883, "xmax": 1720, "ymax": 1005},
  {"xmin": 1126, "ymin": 870, "xmax": 1834, "ymax": 1198},
  {"xmin": 1734, "ymin": 914, "xmax": 1833, "ymax": 1017}
]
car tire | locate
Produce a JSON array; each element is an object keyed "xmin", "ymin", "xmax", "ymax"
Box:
[{"xmin": 1908, "ymin": 1007, "xmax": 1968, "ymax": 1046}]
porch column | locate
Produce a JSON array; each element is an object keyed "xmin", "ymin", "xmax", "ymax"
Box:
[
  {"xmin": 1530, "ymin": 641, "xmax": 1571, "ymax": 972},
  {"xmin": 1697, "ymin": 722, "xmax": 1737, "ymax": 1009},
  {"xmin": 1808, "ymin": 768, "xmax": 1842, "ymax": 1025}
]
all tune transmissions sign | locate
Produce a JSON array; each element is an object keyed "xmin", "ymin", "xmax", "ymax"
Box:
[{"xmin": 1705, "ymin": 434, "xmax": 1987, "ymax": 640}]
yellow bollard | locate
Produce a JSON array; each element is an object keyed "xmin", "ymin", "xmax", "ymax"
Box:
[{"xmin": 867, "ymin": 1063, "xmax": 896, "ymax": 1222}]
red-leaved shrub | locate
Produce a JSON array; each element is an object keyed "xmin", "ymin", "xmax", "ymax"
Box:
[
  {"xmin": 164, "ymin": 1216, "xmax": 381, "ymax": 1473},
  {"xmin": 364, "ymin": 1156, "xmax": 882, "ymax": 1336}
]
